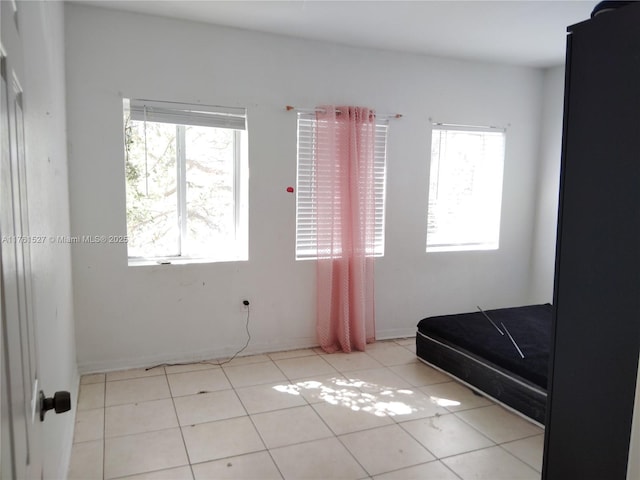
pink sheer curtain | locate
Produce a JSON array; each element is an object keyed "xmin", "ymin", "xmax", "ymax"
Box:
[{"xmin": 315, "ymin": 105, "xmax": 376, "ymax": 353}]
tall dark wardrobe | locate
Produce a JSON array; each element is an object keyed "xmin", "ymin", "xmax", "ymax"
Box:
[{"xmin": 543, "ymin": 2, "xmax": 640, "ymax": 479}]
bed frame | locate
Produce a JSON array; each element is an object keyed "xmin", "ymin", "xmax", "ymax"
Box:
[{"xmin": 416, "ymin": 304, "xmax": 552, "ymax": 425}]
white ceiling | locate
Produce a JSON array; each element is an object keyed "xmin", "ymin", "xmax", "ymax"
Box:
[{"xmin": 79, "ymin": 0, "xmax": 599, "ymax": 68}]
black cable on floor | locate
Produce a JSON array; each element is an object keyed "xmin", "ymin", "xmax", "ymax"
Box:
[{"xmin": 145, "ymin": 306, "xmax": 252, "ymax": 371}]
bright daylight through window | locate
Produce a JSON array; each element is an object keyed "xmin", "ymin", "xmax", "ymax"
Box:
[
  {"xmin": 427, "ymin": 124, "xmax": 506, "ymax": 252},
  {"xmin": 123, "ymin": 99, "xmax": 248, "ymax": 264},
  {"xmin": 295, "ymin": 112, "xmax": 388, "ymax": 260}
]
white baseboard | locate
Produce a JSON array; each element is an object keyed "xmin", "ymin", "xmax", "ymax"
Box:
[
  {"xmin": 78, "ymin": 330, "xmax": 417, "ymax": 374},
  {"xmin": 77, "ymin": 337, "xmax": 318, "ymax": 374},
  {"xmin": 376, "ymin": 327, "xmax": 416, "ymax": 340}
]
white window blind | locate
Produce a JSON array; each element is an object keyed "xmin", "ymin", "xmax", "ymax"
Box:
[
  {"xmin": 427, "ymin": 124, "xmax": 506, "ymax": 252},
  {"xmin": 295, "ymin": 112, "xmax": 388, "ymax": 259},
  {"xmin": 129, "ymin": 99, "xmax": 246, "ymax": 130}
]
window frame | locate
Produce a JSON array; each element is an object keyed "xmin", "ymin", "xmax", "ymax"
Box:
[
  {"xmin": 426, "ymin": 123, "xmax": 506, "ymax": 253},
  {"xmin": 123, "ymin": 98, "xmax": 248, "ymax": 265},
  {"xmin": 295, "ymin": 112, "xmax": 388, "ymax": 260}
]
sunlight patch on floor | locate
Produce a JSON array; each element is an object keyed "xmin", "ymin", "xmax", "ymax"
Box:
[{"xmin": 271, "ymin": 376, "xmax": 460, "ymax": 417}]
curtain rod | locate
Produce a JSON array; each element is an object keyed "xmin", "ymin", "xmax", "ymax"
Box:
[
  {"xmin": 286, "ymin": 105, "xmax": 402, "ymax": 119},
  {"xmin": 431, "ymin": 119, "xmax": 508, "ymax": 131}
]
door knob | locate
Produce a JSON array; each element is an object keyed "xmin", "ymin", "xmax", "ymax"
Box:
[{"xmin": 39, "ymin": 390, "xmax": 71, "ymax": 421}]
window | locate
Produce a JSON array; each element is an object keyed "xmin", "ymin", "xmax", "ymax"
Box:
[
  {"xmin": 426, "ymin": 124, "xmax": 506, "ymax": 252},
  {"xmin": 123, "ymin": 99, "xmax": 248, "ymax": 263},
  {"xmin": 295, "ymin": 112, "xmax": 388, "ymax": 259}
]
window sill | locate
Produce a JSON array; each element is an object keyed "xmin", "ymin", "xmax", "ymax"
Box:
[
  {"xmin": 295, "ymin": 253, "xmax": 384, "ymax": 261},
  {"xmin": 128, "ymin": 256, "xmax": 248, "ymax": 267},
  {"xmin": 427, "ymin": 244, "xmax": 498, "ymax": 253}
]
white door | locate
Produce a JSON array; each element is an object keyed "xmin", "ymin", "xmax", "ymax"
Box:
[{"xmin": 1, "ymin": 1, "xmax": 42, "ymax": 478}]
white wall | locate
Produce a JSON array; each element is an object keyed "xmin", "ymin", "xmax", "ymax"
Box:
[
  {"xmin": 65, "ymin": 4, "xmax": 546, "ymax": 372},
  {"xmin": 529, "ymin": 65, "xmax": 565, "ymax": 304},
  {"xmin": 20, "ymin": 1, "xmax": 78, "ymax": 477}
]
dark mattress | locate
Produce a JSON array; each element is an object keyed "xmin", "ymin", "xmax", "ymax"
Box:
[{"xmin": 416, "ymin": 303, "xmax": 552, "ymax": 423}]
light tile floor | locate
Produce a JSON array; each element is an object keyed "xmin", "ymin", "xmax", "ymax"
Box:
[{"xmin": 69, "ymin": 338, "xmax": 544, "ymax": 480}]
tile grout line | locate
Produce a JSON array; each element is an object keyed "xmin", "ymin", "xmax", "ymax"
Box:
[
  {"xmin": 267, "ymin": 349, "xmax": 320, "ymax": 362},
  {"xmin": 102, "ymin": 374, "xmax": 107, "ymax": 480},
  {"xmin": 440, "ymin": 460, "xmax": 465, "ymax": 480},
  {"xmin": 164, "ymin": 366, "xmax": 197, "ymax": 479},
  {"xmin": 393, "ymin": 416, "xmax": 440, "ymax": 460},
  {"xmin": 309, "ymin": 405, "xmax": 373, "ymax": 478},
  {"xmin": 221, "ymin": 364, "xmax": 287, "ymax": 480},
  {"xmin": 335, "ymin": 421, "xmax": 438, "ymax": 478},
  {"xmin": 369, "ymin": 459, "xmax": 464, "ymax": 480},
  {"xmin": 274, "ymin": 354, "xmax": 341, "ymax": 383},
  {"xmin": 108, "ymin": 465, "xmax": 191, "ymax": 480},
  {"xmin": 432, "ymin": 442, "xmax": 505, "ymax": 461},
  {"xmin": 452, "ymin": 404, "xmax": 543, "ymax": 445},
  {"xmin": 445, "ymin": 409, "xmax": 544, "ymax": 473},
  {"xmin": 498, "ymin": 431, "xmax": 545, "ymax": 444},
  {"xmin": 104, "ymin": 370, "xmax": 166, "ymax": 383},
  {"xmin": 496, "ymin": 433, "xmax": 545, "ymax": 473},
  {"xmin": 101, "ymin": 424, "xmax": 184, "ymax": 442},
  {"xmin": 450, "ymin": 407, "xmax": 509, "ymax": 446},
  {"xmin": 495, "ymin": 442, "xmax": 543, "ymax": 474},
  {"xmin": 438, "ymin": 443, "xmax": 541, "ymax": 479}
]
